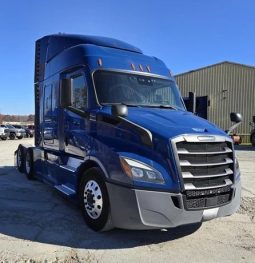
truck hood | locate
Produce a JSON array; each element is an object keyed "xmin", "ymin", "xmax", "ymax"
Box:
[{"xmin": 101, "ymin": 107, "xmax": 226, "ymax": 139}]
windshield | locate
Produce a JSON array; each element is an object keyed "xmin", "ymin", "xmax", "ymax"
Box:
[{"xmin": 93, "ymin": 71, "xmax": 185, "ymax": 110}]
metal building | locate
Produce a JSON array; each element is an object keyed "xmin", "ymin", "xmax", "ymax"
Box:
[{"xmin": 175, "ymin": 61, "xmax": 255, "ymax": 143}]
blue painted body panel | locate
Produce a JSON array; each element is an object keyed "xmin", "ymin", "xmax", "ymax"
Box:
[{"xmin": 33, "ymin": 34, "xmax": 227, "ymax": 198}]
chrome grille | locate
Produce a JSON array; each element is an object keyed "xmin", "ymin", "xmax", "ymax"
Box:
[{"xmin": 172, "ymin": 135, "xmax": 234, "ymax": 210}]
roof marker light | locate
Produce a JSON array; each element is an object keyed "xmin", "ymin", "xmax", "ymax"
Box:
[
  {"xmin": 139, "ymin": 64, "xmax": 143, "ymax": 71},
  {"xmin": 146, "ymin": 65, "xmax": 151, "ymax": 72},
  {"xmin": 131, "ymin": 63, "xmax": 135, "ymax": 70},
  {"xmin": 98, "ymin": 58, "xmax": 103, "ymax": 67}
]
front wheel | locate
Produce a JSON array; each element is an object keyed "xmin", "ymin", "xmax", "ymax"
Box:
[
  {"xmin": 79, "ymin": 167, "xmax": 112, "ymax": 231},
  {"xmin": 251, "ymin": 132, "xmax": 255, "ymax": 146}
]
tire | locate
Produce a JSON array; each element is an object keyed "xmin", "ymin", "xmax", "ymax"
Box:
[
  {"xmin": 9, "ymin": 133, "xmax": 16, "ymax": 140},
  {"xmin": 25, "ymin": 148, "xmax": 35, "ymax": 180},
  {"xmin": 1, "ymin": 137, "xmax": 7, "ymax": 140},
  {"xmin": 251, "ymin": 132, "xmax": 255, "ymax": 146},
  {"xmin": 79, "ymin": 167, "xmax": 112, "ymax": 231},
  {"xmin": 17, "ymin": 146, "xmax": 25, "ymax": 173},
  {"xmin": 17, "ymin": 136, "xmax": 23, "ymax": 139}
]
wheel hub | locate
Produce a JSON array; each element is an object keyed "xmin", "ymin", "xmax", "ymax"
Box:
[{"xmin": 84, "ymin": 180, "xmax": 103, "ymax": 219}]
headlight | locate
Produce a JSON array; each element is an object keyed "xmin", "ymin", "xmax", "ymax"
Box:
[{"xmin": 120, "ymin": 157, "xmax": 165, "ymax": 184}]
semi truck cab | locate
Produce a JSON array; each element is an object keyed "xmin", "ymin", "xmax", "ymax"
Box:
[{"xmin": 16, "ymin": 34, "xmax": 241, "ymax": 231}]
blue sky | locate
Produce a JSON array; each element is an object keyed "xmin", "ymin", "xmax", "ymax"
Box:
[{"xmin": 0, "ymin": 0, "xmax": 254, "ymax": 114}]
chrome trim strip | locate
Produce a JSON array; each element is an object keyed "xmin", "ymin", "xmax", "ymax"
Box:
[
  {"xmin": 181, "ymin": 135, "xmax": 229, "ymax": 143},
  {"xmin": 184, "ymin": 179, "xmax": 232, "ymax": 190},
  {"xmin": 182, "ymin": 168, "xmax": 233, "ymax": 179},
  {"xmin": 177, "ymin": 147, "xmax": 232, "ymax": 155},
  {"xmin": 180, "ymin": 158, "xmax": 233, "ymax": 167},
  {"xmin": 59, "ymin": 165, "xmax": 76, "ymax": 172},
  {"xmin": 119, "ymin": 116, "xmax": 153, "ymax": 144}
]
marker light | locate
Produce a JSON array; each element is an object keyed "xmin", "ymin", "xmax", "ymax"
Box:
[
  {"xmin": 131, "ymin": 63, "xmax": 135, "ymax": 70},
  {"xmin": 139, "ymin": 64, "xmax": 143, "ymax": 71},
  {"xmin": 146, "ymin": 65, "xmax": 151, "ymax": 72}
]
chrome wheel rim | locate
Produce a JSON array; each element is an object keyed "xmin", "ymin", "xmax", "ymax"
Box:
[
  {"xmin": 84, "ymin": 180, "xmax": 103, "ymax": 219},
  {"xmin": 25, "ymin": 153, "xmax": 31, "ymax": 174}
]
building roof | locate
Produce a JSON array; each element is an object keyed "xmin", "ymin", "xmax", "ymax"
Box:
[{"xmin": 175, "ymin": 61, "xmax": 255, "ymax": 77}]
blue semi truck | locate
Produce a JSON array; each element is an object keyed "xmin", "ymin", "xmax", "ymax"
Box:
[{"xmin": 16, "ymin": 34, "xmax": 241, "ymax": 231}]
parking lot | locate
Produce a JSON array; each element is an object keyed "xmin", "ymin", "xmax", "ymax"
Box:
[{"xmin": 0, "ymin": 138, "xmax": 254, "ymax": 263}]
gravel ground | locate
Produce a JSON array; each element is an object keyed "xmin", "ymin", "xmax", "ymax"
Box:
[{"xmin": 0, "ymin": 138, "xmax": 254, "ymax": 263}]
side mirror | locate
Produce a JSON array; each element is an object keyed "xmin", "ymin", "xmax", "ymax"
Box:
[
  {"xmin": 230, "ymin": 112, "xmax": 242, "ymax": 123},
  {"xmin": 60, "ymin": 79, "xmax": 72, "ymax": 108},
  {"xmin": 111, "ymin": 104, "xmax": 128, "ymax": 117}
]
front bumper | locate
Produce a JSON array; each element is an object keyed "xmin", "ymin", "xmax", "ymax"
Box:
[{"xmin": 106, "ymin": 179, "xmax": 241, "ymax": 230}]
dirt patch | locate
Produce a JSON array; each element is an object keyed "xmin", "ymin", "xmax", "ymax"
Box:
[{"xmin": 238, "ymin": 197, "xmax": 255, "ymax": 221}]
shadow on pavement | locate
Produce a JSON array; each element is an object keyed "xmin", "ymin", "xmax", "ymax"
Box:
[{"xmin": 0, "ymin": 165, "xmax": 201, "ymax": 249}]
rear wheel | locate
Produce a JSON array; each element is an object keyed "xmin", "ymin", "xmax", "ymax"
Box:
[
  {"xmin": 1, "ymin": 137, "xmax": 7, "ymax": 140},
  {"xmin": 251, "ymin": 132, "xmax": 255, "ymax": 146},
  {"xmin": 17, "ymin": 146, "xmax": 25, "ymax": 173},
  {"xmin": 79, "ymin": 167, "xmax": 112, "ymax": 231},
  {"xmin": 17, "ymin": 136, "xmax": 23, "ymax": 139},
  {"xmin": 25, "ymin": 148, "xmax": 35, "ymax": 180}
]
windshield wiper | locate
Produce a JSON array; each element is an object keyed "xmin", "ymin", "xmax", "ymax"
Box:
[
  {"xmin": 101, "ymin": 103, "xmax": 140, "ymax": 107},
  {"xmin": 158, "ymin": 105, "xmax": 178, "ymax": 110},
  {"xmin": 121, "ymin": 103, "xmax": 141, "ymax": 107},
  {"xmin": 139, "ymin": 104, "xmax": 178, "ymax": 110},
  {"xmin": 101, "ymin": 103, "xmax": 178, "ymax": 110}
]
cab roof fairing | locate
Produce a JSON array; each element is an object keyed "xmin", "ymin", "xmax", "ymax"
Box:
[{"xmin": 44, "ymin": 43, "xmax": 173, "ymax": 81}]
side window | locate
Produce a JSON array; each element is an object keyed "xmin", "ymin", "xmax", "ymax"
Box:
[
  {"xmin": 44, "ymin": 84, "xmax": 52, "ymax": 121},
  {"xmin": 71, "ymin": 75, "xmax": 87, "ymax": 110}
]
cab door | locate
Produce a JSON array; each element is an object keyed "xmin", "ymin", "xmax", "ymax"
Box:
[
  {"xmin": 52, "ymin": 69, "xmax": 91, "ymax": 188},
  {"xmin": 61, "ymin": 69, "xmax": 90, "ymax": 159}
]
